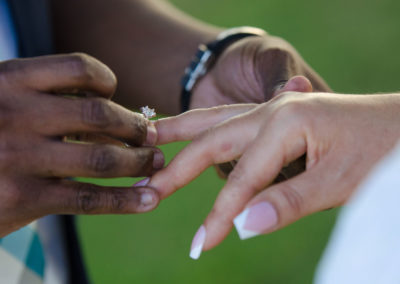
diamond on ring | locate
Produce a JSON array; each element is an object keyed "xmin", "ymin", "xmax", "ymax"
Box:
[{"xmin": 140, "ymin": 106, "xmax": 156, "ymax": 119}]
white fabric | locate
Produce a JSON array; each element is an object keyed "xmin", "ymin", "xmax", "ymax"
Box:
[
  {"xmin": 315, "ymin": 140, "xmax": 400, "ymax": 284},
  {"xmin": 0, "ymin": 249, "xmax": 42, "ymax": 284},
  {"xmin": 0, "ymin": 222, "xmax": 45, "ymax": 284},
  {"xmin": 0, "ymin": 1, "xmax": 68, "ymax": 283}
]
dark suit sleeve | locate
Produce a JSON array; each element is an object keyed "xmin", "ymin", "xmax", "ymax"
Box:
[
  {"xmin": 62, "ymin": 216, "xmax": 90, "ymax": 284},
  {"xmin": 6, "ymin": 0, "xmax": 54, "ymax": 57}
]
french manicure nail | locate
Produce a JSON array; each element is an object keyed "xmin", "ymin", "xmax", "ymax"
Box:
[
  {"xmin": 133, "ymin": 177, "xmax": 150, "ymax": 187},
  {"xmin": 145, "ymin": 122, "xmax": 157, "ymax": 146},
  {"xmin": 153, "ymin": 150, "xmax": 165, "ymax": 169},
  {"xmin": 190, "ymin": 225, "xmax": 206, "ymax": 260},
  {"xmin": 233, "ymin": 202, "xmax": 278, "ymax": 240}
]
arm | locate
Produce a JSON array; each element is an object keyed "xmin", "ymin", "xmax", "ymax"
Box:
[
  {"xmin": 50, "ymin": 0, "xmax": 221, "ymax": 114},
  {"xmin": 50, "ymin": 0, "xmax": 330, "ymax": 115}
]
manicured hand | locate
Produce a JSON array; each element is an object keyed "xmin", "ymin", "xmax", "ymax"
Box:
[
  {"xmin": 190, "ymin": 34, "xmax": 329, "ymax": 178},
  {"xmin": 147, "ymin": 91, "xmax": 400, "ymax": 259},
  {"xmin": 0, "ymin": 53, "xmax": 163, "ymax": 237}
]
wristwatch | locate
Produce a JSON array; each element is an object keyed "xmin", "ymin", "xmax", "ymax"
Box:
[{"xmin": 180, "ymin": 26, "xmax": 267, "ymax": 112}]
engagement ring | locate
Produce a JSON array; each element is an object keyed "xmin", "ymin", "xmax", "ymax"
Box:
[{"xmin": 140, "ymin": 106, "xmax": 156, "ymax": 119}]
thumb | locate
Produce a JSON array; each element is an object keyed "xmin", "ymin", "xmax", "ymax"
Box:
[
  {"xmin": 273, "ymin": 76, "xmax": 313, "ymax": 97},
  {"xmin": 233, "ymin": 168, "xmax": 333, "ymax": 240}
]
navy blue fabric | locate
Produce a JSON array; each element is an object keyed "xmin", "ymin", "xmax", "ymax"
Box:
[{"xmin": 6, "ymin": 0, "xmax": 53, "ymax": 57}]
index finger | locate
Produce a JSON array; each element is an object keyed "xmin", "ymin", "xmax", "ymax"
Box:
[
  {"xmin": 149, "ymin": 106, "xmax": 263, "ymax": 199},
  {"xmin": 154, "ymin": 104, "xmax": 257, "ymax": 145},
  {"xmin": 2, "ymin": 53, "xmax": 116, "ymax": 98},
  {"xmin": 197, "ymin": 115, "xmax": 307, "ymax": 253}
]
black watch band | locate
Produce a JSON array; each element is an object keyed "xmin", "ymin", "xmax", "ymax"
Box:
[{"xmin": 180, "ymin": 26, "xmax": 267, "ymax": 112}]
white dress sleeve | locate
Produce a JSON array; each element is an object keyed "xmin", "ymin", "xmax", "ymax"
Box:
[{"xmin": 315, "ymin": 140, "xmax": 400, "ymax": 284}]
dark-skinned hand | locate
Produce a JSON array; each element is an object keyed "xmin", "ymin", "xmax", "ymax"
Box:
[{"xmin": 0, "ymin": 53, "xmax": 163, "ymax": 237}]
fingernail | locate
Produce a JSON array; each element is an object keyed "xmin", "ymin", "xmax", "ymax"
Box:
[
  {"xmin": 284, "ymin": 77, "xmax": 301, "ymax": 91},
  {"xmin": 233, "ymin": 202, "xmax": 278, "ymax": 240},
  {"xmin": 140, "ymin": 191, "xmax": 155, "ymax": 206},
  {"xmin": 190, "ymin": 225, "xmax": 206, "ymax": 260},
  {"xmin": 283, "ymin": 76, "xmax": 312, "ymax": 93},
  {"xmin": 145, "ymin": 122, "xmax": 157, "ymax": 146},
  {"xmin": 153, "ymin": 150, "xmax": 165, "ymax": 170},
  {"xmin": 133, "ymin": 177, "xmax": 150, "ymax": 187}
]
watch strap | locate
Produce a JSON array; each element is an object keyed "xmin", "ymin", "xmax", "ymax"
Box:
[{"xmin": 180, "ymin": 26, "xmax": 266, "ymax": 112}]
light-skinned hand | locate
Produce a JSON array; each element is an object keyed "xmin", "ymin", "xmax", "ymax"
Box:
[{"xmin": 145, "ymin": 86, "xmax": 400, "ymax": 259}]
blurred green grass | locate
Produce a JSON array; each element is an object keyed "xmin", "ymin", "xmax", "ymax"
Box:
[{"xmin": 78, "ymin": 0, "xmax": 400, "ymax": 283}]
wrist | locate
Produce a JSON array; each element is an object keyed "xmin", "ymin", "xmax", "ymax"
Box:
[{"xmin": 180, "ymin": 26, "xmax": 267, "ymax": 112}]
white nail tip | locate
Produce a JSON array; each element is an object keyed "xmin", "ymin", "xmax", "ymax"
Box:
[
  {"xmin": 190, "ymin": 245, "xmax": 203, "ymax": 260},
  {"xmin": 233, "ymin": 208, "xmax": 260, "ymax": 240},
  {"xmin": 189, "ymin": 226, "xmax": 206, "ymax": 260}
]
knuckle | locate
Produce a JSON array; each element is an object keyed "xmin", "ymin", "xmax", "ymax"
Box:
[
  {"xmin": 129, "ymin": 149, "xmax": 154, "ymax": 176},
  {"xmin": 270, "ymin": 95, "xmax": 310, "ymax": 125},
  {"xmin": 278, "ymin": 99, "xmax": 304, "ymax": 117},
  {"xmin": 107, "ymin": 189, "xmax": 128, "ymax": 212},
  {"xmin": 0, "ymin": 59, "xmax": 24, "ymax": 82},
  {"xmin": 227, "ymin": 168, "xmax": 245, "ymax": 185},
  {"xmin": 129, "ymin": 115, "xmax": 147, "ymax": 145},
  {"xmin": 64, "ymin": 53, "xmax": 117, "ymax": 96},
  {"xmin": 75, "ymin": 185, "xmax": 128, "ymax": 213},
  {"xmin": 86, "ymin": 146, "xmax": 117, "ymax": 174},
  {"xmin": 226, "ymin": 163, "xmax": 253, "ymax": 189},
  {"xmin": 227, "ymin": 166, "xmax": 265, "ymax": 198},
  {"xmin": 279, "ymin": 184, "xmax": 304, "ymax": 217},
  {"xmin": 196, "ymin": 126, "xmax": 212, "ymax": 141},
  {"xmin": 197, "ymin": 126, "xmax": 215, "ymax": 144},
  {"xmin": 81, "ymin": 99, "xmax": 113, "ymax": 128},
  {"xmin": 197, "ymin": 122, "xmax": 224, "ymax": 146},
  {"xmin": 75, "ymin": 184, "xmax": 101, "ymax": 213},
  {"xmin": 66, "ymin": 53, "xmax": 94, "ymax": 83},
  {"xmin": 190, "ymin": 130, "xmax": 218, "ymax": 164}
]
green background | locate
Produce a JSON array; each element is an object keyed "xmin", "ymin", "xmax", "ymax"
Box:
[{"xmin": 78, "ymin": 0, "xmax": 400, "ymax": 283}]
